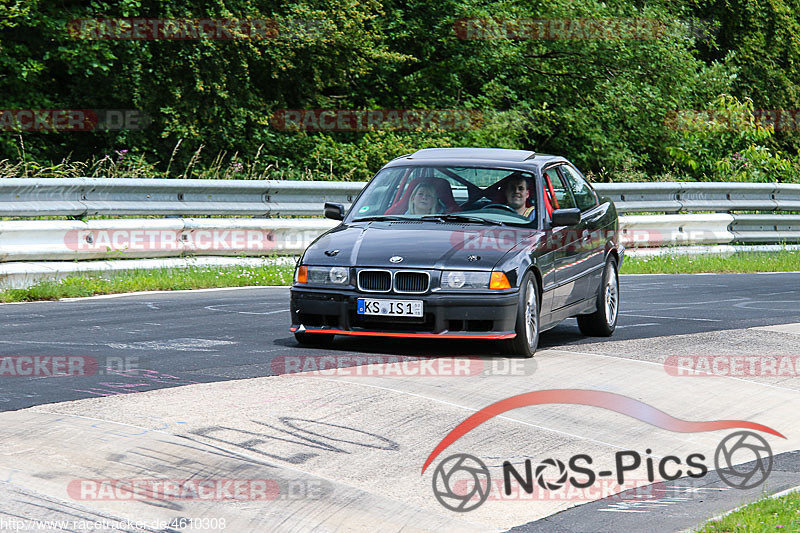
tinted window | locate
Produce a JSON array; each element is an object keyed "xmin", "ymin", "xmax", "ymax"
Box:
[
  {"xmin": 560, "ymin": 165, "xmax": 598, "ymax": 211},
  {"xmin": 347, "ymin": 165, "xmax": 539, "ymax": 226},
  {"xmin": 543, "ymin": 167, "xmax": 575, "ymax": 209}
]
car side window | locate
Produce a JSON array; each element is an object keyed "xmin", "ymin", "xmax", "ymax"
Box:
[
  {"xmin": 544, "ymin": 167, "xmax": 576, "ymax": 209},
  {"xmin": 560, "ymin": 165, "xmax": 598, "ymax": 212}
]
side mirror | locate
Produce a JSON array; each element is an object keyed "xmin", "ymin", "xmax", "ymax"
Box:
[
  {"xmin": 324, "ymin": 202, "xmax": 344, "ymax": 221},
  {"xmin": 551, "ymin": 208, "xmax": 581, "ymax": 226}
]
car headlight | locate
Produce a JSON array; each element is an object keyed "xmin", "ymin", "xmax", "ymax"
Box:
[
  {"xmin": 328, "ymin": 267, "xmax": 349, "ymax": 284},
  {"xmin": 295, "ymin": 265, "xmax": 349, "ymax": 285},
  {"xmin": 440, "ymin": 271, "xmax": 491, "ymax": 290}
]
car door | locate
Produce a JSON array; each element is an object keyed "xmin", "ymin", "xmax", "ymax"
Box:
[
  {"xmin": 542, "ymin": 166, "xmax": 584, "ymax": 310},
  {"xmin": 559, "ymin": 164, "xmax": 603, "ymax": 302}
]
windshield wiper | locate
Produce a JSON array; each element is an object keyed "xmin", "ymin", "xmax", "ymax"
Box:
[
  {"xmin": 352, "ymin": 215, "xmax": 410, "ymax": 222},
  {"xmin": 420, "ymin": 214, "xmax": 504, "ymax": 226}
]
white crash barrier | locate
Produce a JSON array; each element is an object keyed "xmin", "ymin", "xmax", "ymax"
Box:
[
  {"xmin": 2, "ymin": 178, "xmax": 800, "ymax": 217},
  {"xmin": 618, "ymin": 214, "xmax": 735, "ymax": 247},
  {"xmin": 0, "ymin": 218, "xmax": 337, "ymax": 262},
  {"xmin": 3, "ymin": 213, "xmax": 796, "ymax": 262},
  {"xmin": 0, "ymin": 256, "xmax": 298, "ymax": 290}
]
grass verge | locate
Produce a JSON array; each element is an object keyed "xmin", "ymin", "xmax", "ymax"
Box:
[
  {"xmin": 621, "ymin": 250, "xmax": 800, "ymax": 274},
  {"xmin": 0, "ymin": 264, "xmax": 295, "ymax": 302},
  {"xmin": 2, "ymin": 251, "xmax": 798, "ymax": 302},
  {"xmin": 696, "ymin": 490, "xmax": 800, "ymax": 532}
]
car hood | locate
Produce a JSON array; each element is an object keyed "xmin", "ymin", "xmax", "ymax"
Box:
[{"xmin": 303, "ymin": 221, "xmax": 538, "ymax": 270}]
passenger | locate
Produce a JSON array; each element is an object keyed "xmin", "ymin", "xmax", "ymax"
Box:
[
  {"xmin": 504, "ymin": 176, "xmax": 535, "ymax": 219},
  {"xmin": 406, "ymin": 182, "xmax": 443, "ymax": 215}
]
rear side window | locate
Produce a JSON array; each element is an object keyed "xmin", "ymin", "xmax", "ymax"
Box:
[
  {"xmin": 543, "ymin": 167, "xmax": 575, "ymax": 209},
  {"xmin": 560, "ymin": 165, "xmax": 598, "ymax": 211}
]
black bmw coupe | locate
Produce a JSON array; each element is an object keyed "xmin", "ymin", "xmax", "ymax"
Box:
[{"xmin": 290, "ymin": 147, "xmax": 623, "ymax": 357}]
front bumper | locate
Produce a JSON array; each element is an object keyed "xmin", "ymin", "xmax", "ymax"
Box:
[{"xmin": 290, "ymin": 286, "xmax": 519, "ymax": 339}]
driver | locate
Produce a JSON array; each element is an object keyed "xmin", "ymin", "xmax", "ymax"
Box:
[{"xmin": 504, "ymin": 176, "xmax": 535, "ymax": 219}]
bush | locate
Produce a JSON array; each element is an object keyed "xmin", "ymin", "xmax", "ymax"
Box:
[{"xmin": 2, "ymin": 1, "xmax": 799, "ymax": 182}]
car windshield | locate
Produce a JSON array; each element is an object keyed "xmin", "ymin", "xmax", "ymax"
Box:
[{"xmin": 347, "ymin": 166, "xmax": 538, "ymax": 226}]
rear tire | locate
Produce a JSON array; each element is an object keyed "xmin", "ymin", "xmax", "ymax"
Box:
[
  {"xmin": 502, "ymin": 272, "xmax": 539, "ymax": 358},
  {"xmin": 577, "ymin": 256, "xmax": 619, "ymax": 337},
  {"xmin": 294, "ymin": 331, "xmax": 335, "ymax": 347}
]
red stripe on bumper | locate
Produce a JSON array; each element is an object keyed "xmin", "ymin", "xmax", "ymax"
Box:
[{"xmin": 296, "ymin": 328, "xmax": 515, "ymax": 340}]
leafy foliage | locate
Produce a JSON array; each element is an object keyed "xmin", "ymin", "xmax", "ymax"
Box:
[{"xmin": 1, "ymin": 0, "xmax": 799, "ymax": 181}]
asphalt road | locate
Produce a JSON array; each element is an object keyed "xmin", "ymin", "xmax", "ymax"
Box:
[
  {"xmin": 2, "ymin": 273, "xmax": 800, "ymax": 412},
  {"xmin": 1, "ymin": 273, "xmax": 799, "ymax": 532}
]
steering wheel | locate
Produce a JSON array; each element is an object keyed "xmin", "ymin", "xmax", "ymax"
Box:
[{"xmin": 480, "ymin": 203, "xmax": 519, "ymax": 214}]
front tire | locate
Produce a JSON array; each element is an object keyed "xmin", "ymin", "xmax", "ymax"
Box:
[
  {"xmin": 294, "ymin": 331, "xmax": 335, "ymax": 347},
  {"xmin": 577, "ymin": 256, "xmax": 619, "ymax": 337},
  {"xmin": 502, "ymin": 272, "xmax": 539, "ymax": 358}
]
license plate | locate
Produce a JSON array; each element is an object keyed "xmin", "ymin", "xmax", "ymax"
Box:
[{"xmin": 357, "ymin": 298, "xmax": 423, "ymax": 317}]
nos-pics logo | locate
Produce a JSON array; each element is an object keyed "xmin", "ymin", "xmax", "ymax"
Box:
[{"xmin": 423, "ymin": 390, "xmax": 784, "ymax": 512}]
